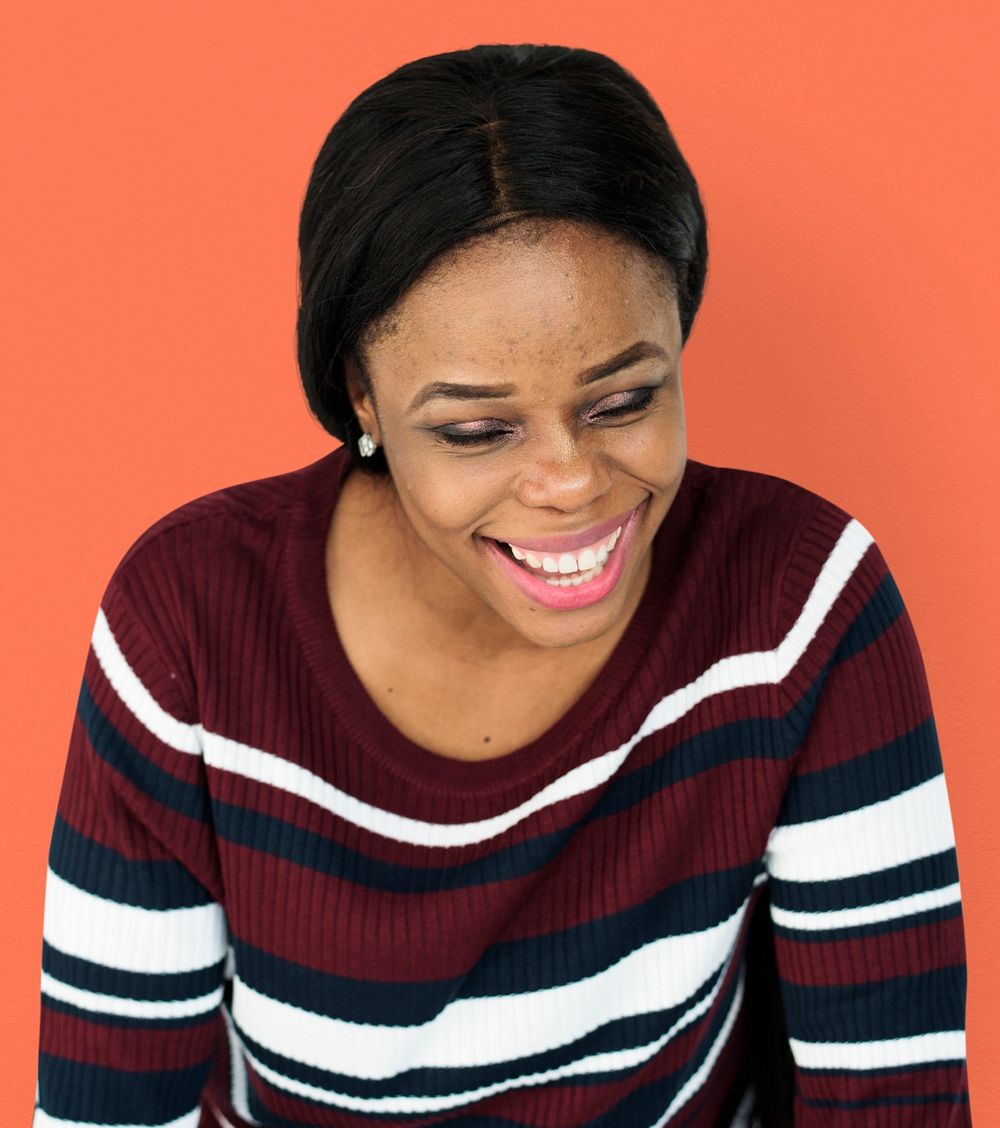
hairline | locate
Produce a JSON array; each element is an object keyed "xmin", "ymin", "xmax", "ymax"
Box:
[{"xmin": 354, "ymin": 215, "xmax": 679, "ymax": 384}]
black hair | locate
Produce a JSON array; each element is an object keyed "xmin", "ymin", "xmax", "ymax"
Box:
[{"xmin": 296, "ymin": 43, "xmax": 707, "ymax": 473}]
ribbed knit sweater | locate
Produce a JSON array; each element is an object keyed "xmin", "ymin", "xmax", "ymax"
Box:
[{"xmin": 34, "ymin": 447, "xmax": 970, "ymax": 1127}]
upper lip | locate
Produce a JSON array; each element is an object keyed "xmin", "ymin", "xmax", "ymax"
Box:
[{"xmin": 488, "ymin": 503, "xmax": 642, "ymax": 554}]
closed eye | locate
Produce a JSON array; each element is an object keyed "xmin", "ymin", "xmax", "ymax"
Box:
[
  {"xmin": 587, "ymin": 385, "xmax": 658, "ymax": 422},
  {"xmin": 432, "ymin": 421, "xmax": 514, "ymax": 448},
  {"xmin": 431, "ymin": 384, "xmax": 662, "ymax": 449}
]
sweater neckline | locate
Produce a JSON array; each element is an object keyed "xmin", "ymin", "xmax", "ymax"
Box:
[{"xmin": 283, "ymin": 445, "xmax": 704, "ymax": 797}]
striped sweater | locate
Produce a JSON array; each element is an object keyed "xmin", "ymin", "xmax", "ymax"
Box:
[{"xmin": 34, "ymin": 447, "xmax": 971, "ymax": 1126}]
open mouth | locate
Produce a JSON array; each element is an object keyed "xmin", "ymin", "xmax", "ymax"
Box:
[
  {"xmin": 492, "ymin": 524, "xmax": 623, "ymax": 587},
  {"xmin": 481, "ymin": 501, "xmax": 646, "ymax": 611}
]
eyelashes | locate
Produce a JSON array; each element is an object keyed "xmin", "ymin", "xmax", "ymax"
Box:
[{"xmin": 433, "ymin": 386, "xmax": 659, "ymax": 449}]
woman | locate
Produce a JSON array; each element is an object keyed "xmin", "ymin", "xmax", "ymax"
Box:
[{"xmin": 33, "ymin": 44, "xmax": 970, "ymax": 1127}]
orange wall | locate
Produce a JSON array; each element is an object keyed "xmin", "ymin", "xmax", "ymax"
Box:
[{"xmin": 4, "ymin": 2, "xmax": 996, "ymax": 1121}]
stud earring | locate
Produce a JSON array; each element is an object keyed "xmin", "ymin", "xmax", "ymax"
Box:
[{"xmin": 358, "ymin": 432, "xmax": 378, "ymax": 458}]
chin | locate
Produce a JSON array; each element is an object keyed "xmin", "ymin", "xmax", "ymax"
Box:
[{"xmin": 508, "ymin": 606, "xmax": 628, "ymax": 650}]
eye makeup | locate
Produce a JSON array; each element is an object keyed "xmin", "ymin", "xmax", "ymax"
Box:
[{"xmin": 429, "ymin": 381, "xmax": 664, "ymax": 449}]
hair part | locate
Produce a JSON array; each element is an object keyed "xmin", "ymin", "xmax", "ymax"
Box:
[{"xmin": 296, "ymin": 43, "xmax": 708, "ymax": 474}]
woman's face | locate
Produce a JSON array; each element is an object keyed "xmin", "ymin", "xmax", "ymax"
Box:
[{"xmin": 347, "ymin": 218, "xmax": 688, "ymax": 651}]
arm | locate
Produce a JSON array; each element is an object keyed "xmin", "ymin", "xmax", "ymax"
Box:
[
  {"xmin": 765, "ymin": 508, "xmax": 970, "ymax": 1125},
  {"xmin": 34, "ymin": 560, "xmax": 228, "ymax": 1127}
]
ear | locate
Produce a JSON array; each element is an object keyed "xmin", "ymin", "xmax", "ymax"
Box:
[{"xmin": 344, "ymin": 352, "xmax": 381, "ymax": 444}]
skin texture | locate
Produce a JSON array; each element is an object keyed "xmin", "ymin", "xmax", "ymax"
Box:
[
  {"xmin": 348, "ymin": 218, "xmax": 687, "ymax": 649},
  {"xmin": 328, "ymin": 218, "xmax": 688, "ymax": 757}
]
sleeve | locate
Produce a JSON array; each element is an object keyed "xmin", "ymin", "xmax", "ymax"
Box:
[
  {"xmin": 33, "ymin": 551, "xmax": 229, "ymax": 1128},
  {"xmin": 764, "ymin": 505, "xmax": 971, "ymax": 1125}
]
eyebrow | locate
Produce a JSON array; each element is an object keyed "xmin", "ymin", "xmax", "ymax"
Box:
[{"xmin": 407, "ymin": 341, "xmax": 669, "ymax": 413}]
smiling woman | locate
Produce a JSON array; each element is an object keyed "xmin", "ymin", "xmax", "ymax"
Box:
[
  {"xmin": 333, "ymin": 222, "xmax": 685, "ymax": 658},
  {"xmin": 33, "ymin": 43, "xmax": 970, "ymax": 1128}
]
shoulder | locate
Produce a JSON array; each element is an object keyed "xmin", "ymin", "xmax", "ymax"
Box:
[
  {"xmin": 108, "ymin": 447, "xmax": 346, "ymax": 593},
  {"xmin": 681, "ymin": 459, "xmax": 886, "ymax": 650},
  {"xmin": 686, "ymin": 457, "xmax": 865, "ymax": 569},
  {"xmin": 96, "ymin": 447, "xmax": 345, "ymax": 675},
  {"xmin": 689, "ymin": 458, "xmax": 855, "ymax": 534},
  {"xmin": 89, "ymin": 447, "xmax": 348, "ymax": 720}
]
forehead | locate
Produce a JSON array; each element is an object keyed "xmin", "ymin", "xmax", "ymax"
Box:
[{"xmin": 362, "ymin": 219, "xmax": 678, "ymax": 376}]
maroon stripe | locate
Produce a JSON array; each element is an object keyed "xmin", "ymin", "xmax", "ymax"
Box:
[
  {"xmin": 775, "ymin": 915, "xmax": 968, "ymax": 987},
  {"xmin": 39, "ymin": 1005, "xmax": 220, "ymax": 1071}
]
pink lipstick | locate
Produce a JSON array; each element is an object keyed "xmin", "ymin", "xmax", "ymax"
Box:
[{"xmin": 483, "ymin": 500, "xmax": 647, "ymax": 611}]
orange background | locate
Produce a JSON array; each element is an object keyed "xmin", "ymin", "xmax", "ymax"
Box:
[{"xmin": 3, "ymin": 1, "xmax": 996, "ymax": 1121}]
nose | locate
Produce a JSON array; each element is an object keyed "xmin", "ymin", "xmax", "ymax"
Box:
[{"xmin": 513, "ymin": 428, "xmax": 613, "ymax": 513}]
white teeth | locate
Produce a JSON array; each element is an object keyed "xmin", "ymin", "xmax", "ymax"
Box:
[
  {"xmin": 544, "ymin": 557, "xmax": 607, "ymax": 586},
  {"xmin": 506, "ymin": 522, "xmax": 624, "ymax": 580}
]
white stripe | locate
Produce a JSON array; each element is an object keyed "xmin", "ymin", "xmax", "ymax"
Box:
[
  {"xmin": 205, "ymin": 1102, "xmax": 241, "ymax": 1128},
  {"xmin": 770, "ymin": 882, "xmax": 962, "ymax": 932},
  {"xmin": 232, "ymin": 894, "xmax": 749, "ymax": 1082},
  {"xmin": 728, "ymin": 1084, "xmax": 757, "ymax": 1128},
  {"xmin": 790, "ymin": 1029, "xmax": 966, "ymax": 1070},
  {"xmin": 774, "ymin": 516, "xmax": 874, "ymax": 679},
  {"xmin": 765, "ymin": 774, "xmax": 957, "ymax": 882},
  {"xmin": 92, "ymin": 606, "xmax": 201, "ymax": 756},
  {"xmin": 43, "ymin": 867, "xmax": 227, "ymax": 974},
  {"xmin": 198, "ymin": 519, "xmax": 874, "ymax": 847},
  {"xmin": 241, "ymin": 934, "xmax": 746, "ymax": 1113},
  {"xmin": 222, "ymin": 1004, "xmax": 261, "ymax": 1125},
  {"xmin": 653, "ymin": 968, "xmax": 746, "ymax": 1127},
  {"xmin": 41, "ymin": 970, "xmax": 223, "ymax": 1019},
  {"xmin": 201, "ymin": 726, "xmax": 638, "ymax": 849},
  {"xmin": 33, "ymin": 1106, "xmax": 201, "ymax": 1128}
]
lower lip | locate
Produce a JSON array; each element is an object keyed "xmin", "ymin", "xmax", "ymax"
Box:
[{"xmin": 482, "ymin": 501, "xmax": 647, "ymax": 611}]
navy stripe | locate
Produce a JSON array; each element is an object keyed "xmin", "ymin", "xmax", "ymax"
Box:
[
  {"xmin": 595, "ymin": 978, "xmax": 744, "ymax": 1128},
  {"xmin": 783, "ymin": 665, "xmax": 827, "ymax": 750},
  {"xmin": 237, "ymin": 963, "xmax": 733, "ymax": 1103},
  {"xmin": 832, "ymin": 573, "xmax": 905, "ymax": 665},
  {"xmin": 798, "ymin": 1060, "xmax": 966, "ymax": 1078},
  {"xmin": 586, "ymin": 970, "xmax": 744, "ymax": 1128},
  {"xmin": 782, "ymin": 574, "xmax": 904, "ymax": 752},
  {"xmin": 218, "ymin": 792, "xmax": 648, "ymax": 893},
  {"xmin": 781, "ymin": 964, "xmax": 967, "ymax": 1042},
  {"xmin": 48, "ymin": 814, "xmax": 214, "ymax": 909},
  {"xmin": 801, "ymin": 1093, "xmax": 969, "ymax": 1110},
  {"xmin": 247, "ymin": 1079, "xmax": 530, "ymax": 1128},
  {"xmin": 43, "ymin": 941, "xmax": 224, "ymax": 1002},
  {"xmin": 37, "ymin": 1053, "xmax": 211, "ymax": 1123},
  {"xmin": 772, "ymin": 900, "xmax": 963, "ymax": 943},
  {"xmin": 769, "ymin": 849, "xmax": 959, "ymax": 913},
  {"xmin": 41, "ymin": 992, "xmax": 219, "ymax": 1030},
  {"xmin": 231, "ymin": 863, "xmax": 758, "ymax": 1023},
  {"xmin": 777, "ymin": 718, "xmax": 942, "ymax": 826},
  {"xmin": 214, "ymin": 798, "xmax": 579, "ymax": 892},
  {"xmin": 252, "ymin": 1112, "xmax": 530, "ymax": 1128},
  {"xmin": 79, "ymin": 678, "xmax": 210, "ymax": 823},
  {"xmin": 211, "ymin": 716, "xmax": 785, "ymax": 896},
  {"xmin": 602, "ymin": 716, "xmax": 793, "ymax": 818}
]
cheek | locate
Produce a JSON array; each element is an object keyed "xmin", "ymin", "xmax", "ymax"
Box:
[
  {"xmin": 390, "ymin": 450, "xmax": 502, "ymax": 538},
  {"xmin": 608, "ymin": 415, "xmax": 686, "ymax": 482}
]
